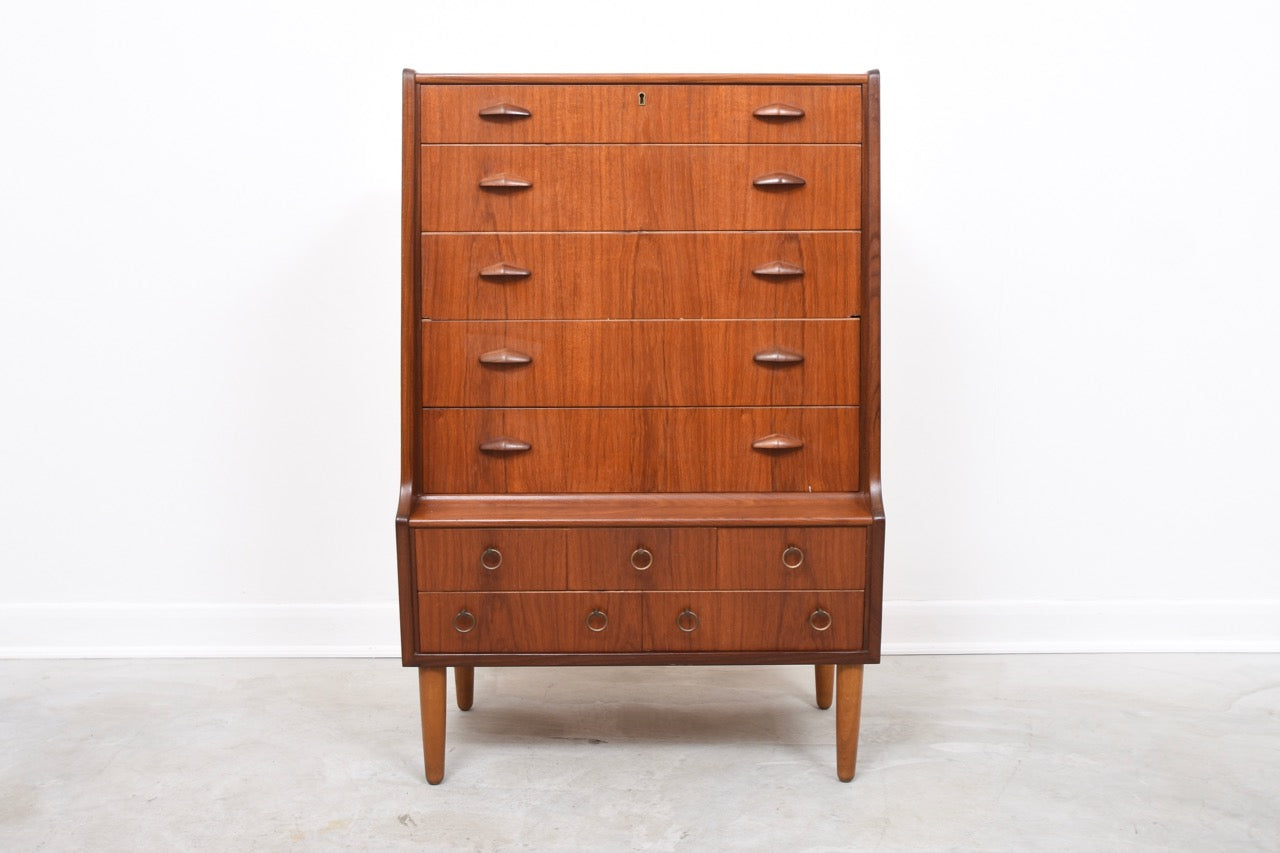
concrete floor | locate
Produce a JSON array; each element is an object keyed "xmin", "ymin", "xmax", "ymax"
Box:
[{"xmin": 0, "ymin": 656, "xmax": 1276, "ymax": 851}]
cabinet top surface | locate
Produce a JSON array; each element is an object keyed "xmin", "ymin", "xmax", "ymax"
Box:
[{"xmin": 408, "ymin": 72, "xmax": 874, "ymax": 84}]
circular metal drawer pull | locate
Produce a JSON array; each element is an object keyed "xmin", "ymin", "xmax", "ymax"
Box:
[
  {"xmin": 781, "ymin": 545, "xmax": 805, "ymax": 570},
  {"xmin": 676, "ymin": 609, "xmax": 700, "ymax": 633},
  {"xmin": 453, "ymin": 609, "xmax": 476, "ymax": 634},
  {"xmin": 630, "ymin": 547, "xmax": 653, "ymax": 571},
  {"xmin": 586, "ymin": 609, "xmax": 609, "ymax": 632},
  {"xmin": 480, "ymin": 547, "xmax": 503, "ymax": 571},
  {"xmin": 809, "ymin": 608, "xmax": 832, "ymax": 632}
]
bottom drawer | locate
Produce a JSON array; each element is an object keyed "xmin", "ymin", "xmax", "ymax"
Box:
[
  {"xmin": 417, "ymin": 591, "xmax": 864, "ymax": 654},
  {"xmin": 419, "ymin": 592, "xmax": 642, "ymax": 653},
  {"xmin": 643, "ymin": 591, "xmax": 864, "ymax": 652}
]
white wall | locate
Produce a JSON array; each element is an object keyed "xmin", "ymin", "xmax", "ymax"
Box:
[{"xmin": 3, "ymin": 0, "xmax": 1278, "ymax": 655}]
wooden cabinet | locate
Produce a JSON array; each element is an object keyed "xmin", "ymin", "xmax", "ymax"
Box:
[{"xmin": 397, "ymin": 72, "xmax": 884, "ymax": 784}]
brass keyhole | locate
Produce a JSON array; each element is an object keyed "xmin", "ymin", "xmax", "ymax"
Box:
[{"xmin": 638, "ymin": 91, "xmax": 646, "ymax": 106}]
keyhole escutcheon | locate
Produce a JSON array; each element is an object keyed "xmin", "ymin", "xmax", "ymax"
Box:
[{"xmin": 638, "ymin": 91, "xmax": 646, "ymax": 106}]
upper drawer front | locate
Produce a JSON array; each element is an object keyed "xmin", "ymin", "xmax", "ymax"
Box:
[
  {"xmin": 421, "ymin": 319, "xmax": 859, "ymax": 407},
  {"xmin": 421, "ymin": 232, "xmax": 861, "ymax": 320},
  {"xmin": 419, "ymin": 145, "xmax": 860, "ymax": 231},
  {"xmin": 421, "ymin": 406, "xmax": 859, "ymax": 493},
  {"xmin": 419, "ymin": 84, "xmax": 863, "ymax": 143}
]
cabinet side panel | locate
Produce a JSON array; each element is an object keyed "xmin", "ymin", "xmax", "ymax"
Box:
[
  {"xmin": 398, "ymin": 71, "xmax": 423, "ymax": 664},
  {"xmin": 860, "ymin": 72, "xmax": 885, "ymax": 661}
]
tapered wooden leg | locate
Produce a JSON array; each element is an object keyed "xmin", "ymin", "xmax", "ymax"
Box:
[
  {"xmin": 419, "ymin": 667, "xmax": 446, "ymax": 784},
  {"xmin": 835, "ymin": 663, "xmax": 864, "ymax": 782},
  {"xmin": 814, "ymin": 664, "xmax": 835, "ymax": 710},
  {"xmin": 454, "ymin": 666, "xmax": 474, "ymax": 711}
]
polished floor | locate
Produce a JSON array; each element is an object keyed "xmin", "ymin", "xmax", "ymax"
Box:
[{"xmin": 0, "ymin": 655, "xmax": 1276, "ymax": 851}]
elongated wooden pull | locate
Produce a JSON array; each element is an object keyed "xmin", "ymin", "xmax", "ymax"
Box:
[
  {"xmin": 752, "ymin": 260, "xmax": 805, "ymax": 277},
  {"xmin": 753, "ymin": 347, "xmax": 804, "ymax": 365},
  {"xmin": 478, "ymin": 348, "xmax": 532, "ymax": 366},
  {"xmin": 753, "ymin": 102, "xmax": 805, "ymax": 118},
  {"xmin": 753, "ymin": 172, "xmax": 806, "ymax": 188},
  {"xmin": 752, "ymin": 433, "xmax": 804, "ymax": 451},
  {"xmin": 478, "ymin": 262, "xmax": 531, "ymax": 279},
  {"xmin": 478, "ymin": 102, "xmax": 531, "ymax": 118},
  {"xmin": 479, "ymin": 437, "xmax": 531, "ymax": 453},
  {"xmin": 479, "ymin": 173, "xmax": 532, "ymax": 189}
]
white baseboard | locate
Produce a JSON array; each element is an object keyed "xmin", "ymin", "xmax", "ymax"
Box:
[
  {"xmin": 0, "ymin": 603, "xmax": 402, "ymax": 659},
  {"xmin": 883, "ymin": 600, "xmax": 1280, "ymax": 653},
  {"xmin": 1, "ymin": 600, "xmax": 1277, "ymax": 658}
]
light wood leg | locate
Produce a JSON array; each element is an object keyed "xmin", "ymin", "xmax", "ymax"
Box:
[
  {"xmin": 835, "ymin": 663, "xmax": 864, "ymax": 782},
  {"xmin": 419, "ymin": 667, "xmax": 446, "ymax": 784},
  {"xmin": 454, "ymin": 666, "xmax": 474, "ymax": 711},
  {"xmin": 814, "ymin": 664, "xmax": 834, "ymax": 710}
]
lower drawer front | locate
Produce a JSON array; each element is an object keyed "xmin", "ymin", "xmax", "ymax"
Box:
[
  {"xmin": 414, "ymin": 528, "xmax": 568, "ymax": 591},
  {"xmin": 421, "ymin": 407, "xmax": 858, "ymax": 493},
  {"xmin": 716, "ymin": 527, "xmax": 867, "ymax": 590},
  {"xmin": 417, "ymin": 591, "xmax": 864, "ymax": 654},
  {"xmin": 420, "ymin": 592, "xmax": 643, "ymax": 653},
  {"xmin": 414, "ymin": 527, "xmax": 867, "ymax": 591},
  {"xmin": 643, "ymin": 591, "xmax": 864, "ymax": 652}
]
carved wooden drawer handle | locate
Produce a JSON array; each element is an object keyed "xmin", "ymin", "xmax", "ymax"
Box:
[
  {"xmin": 480, "ymin": 548, "xmax": 502, "ymax": 571},
  {"xmin": 585, "ymin": 609, "xmax": 609, "ymax": 632},
  {"xmin": 809, "ymin": 608, "xmax": 833, "ymax": 632},
  {"xmin": 753, "ymin": 102, "xmax": 805, "ymax": 119},
  {"xmin": 479, "ymin": 437, "xmax": 531, "ymax": 453},
  {"xmin": 479, "ymin": 262, "xmax": 531, "ymax": 279},
  {"xmin": 478, "ymin": 173, "xmax": 532, "ymax": 189},
  {"xmin": 752, "ymin": 261, "xmax": 805, "ymax": 278},
  {"xmin": 751, "ymin": 433, "xmax": 804, "ymax": 451},
  {"xmin": 478, "ymin": 102, "xmax": 531, "ymax": 118},
  {"xmin": 753, "ymin": 347, "xmax": 804, "ymax": 366},
  {"xmin": 478, "ymin": 348, "xmax": 532, "ymax": 366},
  {"xmin": 676, "ymin": 609, "xmax": 699, "ymax": 633},
  {"xmin": 753, "ymin": 172, "xmax": 806, "ymax": 188},
  {"xmin": 453, "ymin": 609, "xmax": 476, "ymax": 634}
]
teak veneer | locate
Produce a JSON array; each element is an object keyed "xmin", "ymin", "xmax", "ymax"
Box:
[{"xmin": 397, "ymin": 71, "xmax": 884, "ymax": 784}]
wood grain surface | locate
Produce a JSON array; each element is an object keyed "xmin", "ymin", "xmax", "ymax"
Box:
[
  {"xmin": 716, "ymin": 527, "xmax": 867, "ymax": 589},
  {"xmin": 413, "ymin": 73, "xmax": 870, "ymax": 85},
  {"xmin": 420, "ymin": 231, "xmax": 861, "ymax": 320},
  {"xmin": 565, "ymin": 528, "xmax": 717, "ymax": 591},
  {"xmin": 413, "ymin": 526, "xmax": 866, "ymax": 592},
  {"xmin": 418, "ymin": 592, "xmax": 645, "ymax": 653},
  {"xmin": 418, "ymin": 84, "xmax": 862, "ymax": 143},
  {"xmin": 409, "ymin": 492, "xmax": 875, "ymax": 527},
  {"xmin": 418, "ymin": 145, "xmax": 860, "ymax": 231},
  {"xmin": 417, "ymin": 590, "xmax": 864, "ymax": 653},
  {"xmin": 420, "ymin": 319, "xmax": 860, "ymax": 407},
  {"xmin": 641, "ymin": 591, "xmax": 864, "ymax": 652},
  {"xmin": 420, "ymin": 406, "xmax": 859, "ymax": 493},
  {"xmin": 413, "ymin": 528, "xmax": 568, "ymax": 591}
]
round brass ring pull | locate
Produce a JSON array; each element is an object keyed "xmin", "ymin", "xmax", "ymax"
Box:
[
  {"xmin": 630, "ymin": 547, "xmax": 653, "ymax": 571},
  {"xmin": 676, "ymin": 609, "xmax": 700, "ymax": 633},
  {"xmin": 782, "ymin": 545, "xmax": 805, "ymax": 570},
  {"xmin": 453, "ymin": 609, "xmax": 477, "ymax": 634},
  {"xmin": 480, "ymin": 547, "xmax": 503, "ymax": 571},
  {"xmin": 586, "ymin": 609, "xmax": 609, "ymax": 632},
  {"xmin": 809, "ymin": 608, "xmax": 832, "ymax": 632}
]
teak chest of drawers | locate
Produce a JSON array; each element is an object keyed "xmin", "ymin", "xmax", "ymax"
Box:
[{"xmin": 396, "ymin": 71, "xmax": 884, "ymax": 783}]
